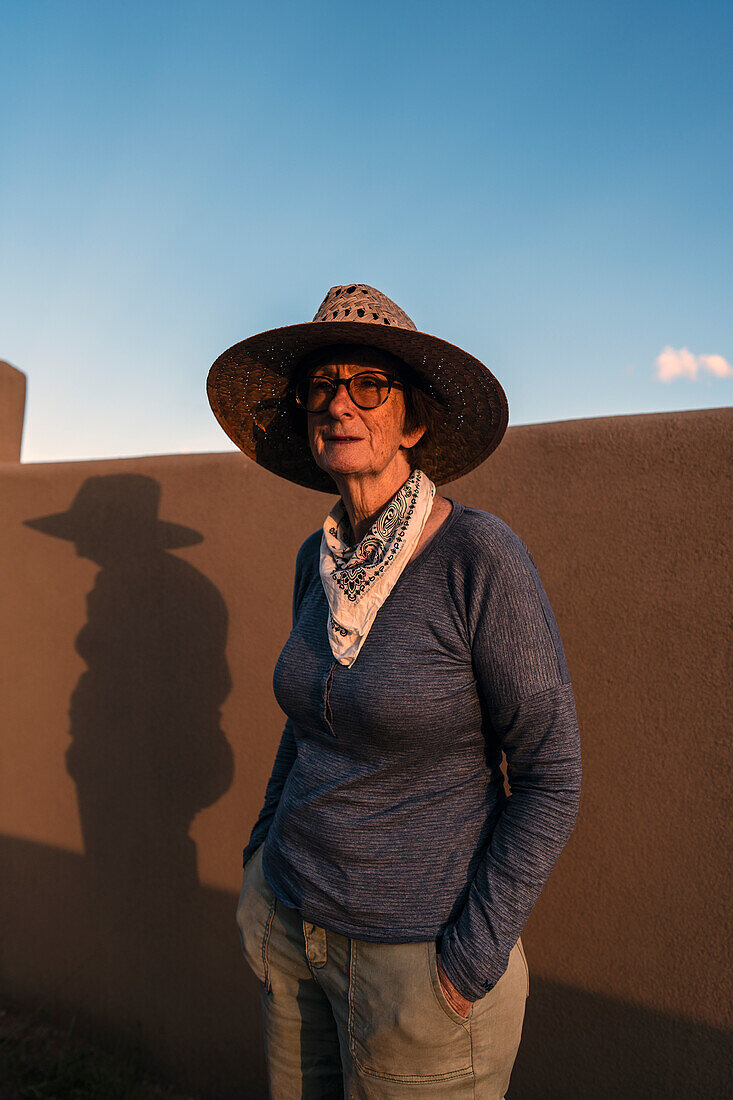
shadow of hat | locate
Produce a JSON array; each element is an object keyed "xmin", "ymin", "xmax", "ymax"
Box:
[{"xmin": 24, "ymin": 475, "xmax": 203, "ymax": 550}]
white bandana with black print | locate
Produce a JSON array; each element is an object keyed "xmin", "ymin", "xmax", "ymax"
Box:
[{"xmin": 319, "ymin": 468, "xmax": 436, "ymax": 667}]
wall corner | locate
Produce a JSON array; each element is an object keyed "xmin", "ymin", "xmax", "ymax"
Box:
[{"xmin": 0, "ymin": 360, "xmax": 27, "ymax": 461}]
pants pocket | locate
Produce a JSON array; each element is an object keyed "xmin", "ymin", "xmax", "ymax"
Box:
[
  {"xmin": 516, "ymin": 936, "xmax": 530, "ymax": 998},
  {"xmin": 347, "ymin": 939, "xmax": 473, "ymax": 1084},
  {"xmin": 235, "ymin": 843, "xmax": 277, "ymax": 991},
  {"xmin": 428, "ymin": 944, "xmax": 475, "ymax": 1024}
]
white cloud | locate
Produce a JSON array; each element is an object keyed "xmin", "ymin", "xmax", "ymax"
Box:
[
  {"xmin": 655, "ymin": 346, "xmax": 733, "ymax": 382},
  {"xmin": 698, "ymin": 353, "xmax": 733, "ymax": 379}
]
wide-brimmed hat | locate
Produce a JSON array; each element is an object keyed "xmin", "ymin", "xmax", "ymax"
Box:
[{"xmin": 207, "ymin": 283, "xmax": 508, "ymax": 493}]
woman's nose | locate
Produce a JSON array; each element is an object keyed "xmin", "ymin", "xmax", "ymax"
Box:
[{"xmin": 327, "ymin": 381, "xmax": 356, "ymax": 416}]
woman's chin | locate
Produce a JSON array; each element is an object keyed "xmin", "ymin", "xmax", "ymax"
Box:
[
  {"xmin": 315, "ymin": 446, "xmax": 371, "ymax": 478},
  {"xmin": 319, "ymin": 459, "xmax": 368, "ymax": 478}
]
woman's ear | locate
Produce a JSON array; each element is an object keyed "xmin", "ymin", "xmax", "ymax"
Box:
[{"xmin": 401, "ymin": 423, "xmax": 427, "ymax": 451}]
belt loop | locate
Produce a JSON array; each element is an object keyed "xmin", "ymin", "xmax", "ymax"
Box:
[{"xmin": 302, "ymin": 920, "xmax": 328, "ymax": 968}]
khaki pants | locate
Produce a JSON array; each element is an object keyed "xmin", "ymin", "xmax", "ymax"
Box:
[{"xmin": 237, "ymin": 844, "xmax": 529, "ymax": 1098}]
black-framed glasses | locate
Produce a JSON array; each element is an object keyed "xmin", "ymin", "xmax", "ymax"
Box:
[{"xmin": 295, "ymin": 371, "xmax": 403, "ymax": 413}]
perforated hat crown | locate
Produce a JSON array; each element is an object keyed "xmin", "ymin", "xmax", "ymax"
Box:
[{"xmin": 313, "ymin": 284, "xmax": 417, "ymax": 329}]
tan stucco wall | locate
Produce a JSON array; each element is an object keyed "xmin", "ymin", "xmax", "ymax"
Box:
[
  {"xmin": 0, "ymin": 360, "xmax": 25, "ymax": 461},
  {"xmin": 1, "ymin": 393, "xmax": 731, "ymax": 1097}
]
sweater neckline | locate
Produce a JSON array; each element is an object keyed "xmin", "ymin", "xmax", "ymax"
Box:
[{"xmin": 388, "ymin": 497, "xmax": 464, "ymax": 593}]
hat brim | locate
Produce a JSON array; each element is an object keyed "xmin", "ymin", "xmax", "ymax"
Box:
[{"xmin": 207, "ymin": 320, "xmax": 508, "ymax": 493}]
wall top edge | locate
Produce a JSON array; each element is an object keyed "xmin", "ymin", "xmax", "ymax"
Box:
[
  {"xmin": 3, "ymin": 405, "xmax": 730, "ymax": 475},
  {"xmin": 0, "ymin": 359, "xmax": 26, "ymax": 381}
]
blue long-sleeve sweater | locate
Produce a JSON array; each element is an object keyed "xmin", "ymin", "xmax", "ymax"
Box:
[{"xmin": 241, "ymin": 500, "xmax": 582, "ymax": 1001}]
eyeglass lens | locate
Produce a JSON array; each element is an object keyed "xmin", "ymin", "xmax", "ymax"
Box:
[{"xmin": 301, "ymin": 372, "xmax": 393, "ymax": 411}]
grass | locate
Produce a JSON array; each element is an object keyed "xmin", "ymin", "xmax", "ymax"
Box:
[{"xmin": 0, "ymin": 1004, "xmax": 199, "ymax": 1100}]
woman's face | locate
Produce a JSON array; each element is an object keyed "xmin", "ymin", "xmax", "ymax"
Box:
[{"xmin": 305, "ymin": 350, "xmax": 425, "ymax": 483}]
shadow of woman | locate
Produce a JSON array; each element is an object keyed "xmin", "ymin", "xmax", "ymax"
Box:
[{"xmin": 24, "ymin": 474, "xmax": 241, "ymax": 1076}]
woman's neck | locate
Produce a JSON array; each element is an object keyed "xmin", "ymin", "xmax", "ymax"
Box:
[{"xmin": 334, "ymin": 460, "xmax": 415, "ymax": 544}]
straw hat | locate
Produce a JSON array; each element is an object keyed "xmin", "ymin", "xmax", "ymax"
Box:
[{"xmin": 207, "ymin": 283, "xmax": 508, "ymax": 493}]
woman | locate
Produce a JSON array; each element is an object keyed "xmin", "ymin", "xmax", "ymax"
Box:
[{"xmin": 207, "ymin": 284, "xmax": 582, "ymax": 1098}]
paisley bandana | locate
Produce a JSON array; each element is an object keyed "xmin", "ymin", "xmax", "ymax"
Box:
[{"xmin": 319, "ymin": 468, "xmax": 436, "ymax": 667}]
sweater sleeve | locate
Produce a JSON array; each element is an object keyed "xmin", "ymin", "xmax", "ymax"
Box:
[
  {"xmin": 438, "ymin": 521, "xmax": 582, "ymax": 1001},
  {"xmin": 241, "ymin": 532, "xmax": 320, "ymax": 869}
]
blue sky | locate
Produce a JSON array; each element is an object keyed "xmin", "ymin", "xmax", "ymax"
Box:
[{"xmin": 2, "ymin": 0, "xmax": 731, "ymax": 462}]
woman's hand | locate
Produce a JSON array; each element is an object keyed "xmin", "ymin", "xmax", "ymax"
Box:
[{"xmin": 436, "ymin": 952, "xmax": 474, "ymax": 1018}]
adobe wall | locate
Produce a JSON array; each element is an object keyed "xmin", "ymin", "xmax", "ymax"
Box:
[
  {"xmin": 0, "ymin": 360, "xmax": 25, "ymax": 461},
  {"xmin": 1, "ymin": 383, "xmax": 730, "ymax": 1097}
]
